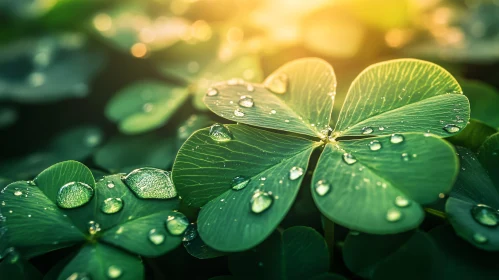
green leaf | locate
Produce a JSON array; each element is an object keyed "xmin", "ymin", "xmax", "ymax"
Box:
[
  {"xmin": 203, "ymin": 58, "xmax": 336, "ymax": 138},
  {"xmin": 183, "ymin": 224, "xmax": 226, "ymax": 259},
  {"xmin": 0, "ymin": 125, "xmax": 102, "ymax": 180},
  {"xmin": 461, "ymin": 80, "xmax": 499, "ymax": 128},
  {"xmin": 448, "ymin": 119, "xmax": 497, "ymax": 151},
  {"xmin": 429, "ymin": 225, "xmax": 499, "ymax": 280},
  {"xmin": 172, "ymin": 125, "xmax": 317, "ymax": 251},
  {"xmin": 313, "ymin": 133, "xmax": 458, "ymax": 234},
  {"xmin": 334, "ymin": 59, "xmax": 470, "ymax": 138},
  {"xmin": 0, "ymin": 250, "xmax": 42, "ymax": 280},
  {"xmin": 477, "ymin": 132, "xmax": 499, "ymax": 187},
  {"xmin": 229, "ymin": 227, "xmax": 329, "ymax": 280},
  {"xmin": 0, "ymin": 34, "xmax": 104, "ymax": 103},
  {"xmin": 192, "ymin": 55, "xmax": 263, "ymax": 110},
  {"xmin": 94, "ymin": 134, "xmax": 176, "ymax": 173},
  {"xmin": 446, "ymin": 147, "xmax": 499, "ymax": 251},
  {"xmin": 0, "ymin": 181, "xmax": 85, "ymax": 257},
  {"xmin": 343, "ymin": 230, "xmax": 440, "ymax": 280},
  {"xmin": 105, "ymin": 81, "xmax": 189, "ymax": 134},
  {"xmin": 57, "ymin": 243, "xmax": 144, "ymax": 280}
]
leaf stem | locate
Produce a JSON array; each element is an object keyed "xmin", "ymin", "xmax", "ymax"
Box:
[{"xmin": 424, "ymin": 207, "xmax": 447, "ymax": 219}]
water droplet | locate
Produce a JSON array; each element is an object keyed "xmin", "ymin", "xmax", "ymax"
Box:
[
  {"xmin": 142, "ymin": 103, "xmax": 154, "ymax": 113},
  {"xmin": 165, "ymin": 212, "xmax": 189, "ymax": 235},
  {"xmin": 88, "ymin": 221, "xmax": 101, "ymax": 235},
  {"xmin": 379, "ymin": 126, "xmax": 385, "ymax": 131},
  {"xmin": 401, "ymin": 153, "xmax": 410, "ymax": 161},
  {"xmin": 13, "ymin": 190, "xmax": 22, "ymax": 196},
  {"xmin": 315, "ymin": 180, "xmax": 331, "ymax": 196},
  {"xmin": 27, "ymin": 72, "xmax": 45, "ymax": 87},
  {"xmin": 101, "ymin": 198, "xmax": 124, "ymax": 214},
  {"xmin": 394, "ymin": 196, "xmax": 411, "ymax": 207},
  {"xmin": 227, "ymin": 78, "xmax": 245, "ymax": 85},
  {"xmin": 2, "ymin": 248, "xmax": 19, "ymax": 264},
  {"xmin": 246, "ymin": 84, "xmax": 255, "ymax": 92},
  {"xmin": 250, "ymin": 190, "xmax": 273, "ymax": 214},
  {"xmin": 107, "ymin": 265, "xmax": 122, "ymax": 279},
  {"xmin": 56, "ymin": 182, "xmax": 94, "ymax": 209},
  {"xmin": 361, "ymin": 127, "xmax": 374, "ymax": 135},
  {"xmin": 386, "ymin": 209, "xmax": 402, "ymax": 222},
  {"xmin": 473, "ymin": 233, "xmax": 488, "ymax": 244},
  {"xmin": 390, "ymin": 134, "xmax": 404, "ymax": 144},
  {"xmin": 123, "ymin": 168, "xmax": 177, "ymax": 199},
  {"xmin": 289, "ymin": 167, "xmax": 304, "ymax": 180},
  {"xmin": 234, "ymin": 108, "xmax": 245, "ymax": 117},
  {"xmin": 264, "ymin": 73, "xmax": 288, "ymax": 94},
  {"xmin": 238, "ymin": 95, "xmax": 254, "ymax": 108},
  {"xmin": 209, "ymin": 123, "xmax": 233, "ymax": 142},
  {"xmin": 66, "ymin": 272, "xmax": 90, "ymax": 280},
  {"xmin": 231, "ymin": 176, "xmax": 250, "ymax": 190},
  {"xmin": 470, "ymin": 204, "xmax": 498, "ymax": 227},
  {"xmin": 206, "ymin": 88, "xmax": 219, "ymax": 96},
  {"xmin": 368, "ymin": 140, "xmax": 382, "ymax": 151},
  {"xmin": 148, "ymin": 229, "xmax": 165, "ymax": 245},
  {"xmin": 107, "ymin": 181, "xmax": 115, "ymax": 188},
  {"xmin": 443, "ymin": 124, "xmax": 460, "ymax": 133},
  {"xmin": 270, "ymin": 109, "xmax": 277, "ymax": 114},
  {"xmin": 183, "ymin": 223, "xmax": 198, "ymax": 242},
  {"xmin": 342, "ymin": 153, "xmax": 357, "ymax": 165}
]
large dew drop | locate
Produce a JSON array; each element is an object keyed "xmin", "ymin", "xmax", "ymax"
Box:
[
  {"xmin": 264, "ymin": 73, "xmax": 288, "ymax": 94},
  {"xmin": 250, "ymin": 190, "xmax": 273, "ymax": 214},
  {"xmin": 361, "ymin": 127, "xmax": 374, "ymax": 135},
  {"xmin": 390, "ymin": 134, "xmax": 404, "ymax": 144},
  {"xmin": 123, "ymin": 168, "xmax": 177, "ymax": 199},
  {"xmin": 342, "ymin": 153, "xmax": 357, "ymax": 165},
  {"xmin": 394, "ymin": 196, "xmax": 411, "ymax": 208},
  {"xmin": 443, "ymin": 124, "xmax": 460, "ymax": 133},
  {"xmin": 231, "ymin": 176, "xmax": 250, "ymax": 190},
  {"xmin": 315, "ymin": 180, "xmax": 331, "ymax": 196},
  {"xmin": 148, "ymin": 229, "xmax": 165, "ymax": 245},
  {"xmin": 206, "ymin": 88, "xmax": 219, "ymax": 96},
  {"xmin": 368, "ymin": 140, "xmax": 382, "ymax": 151},
  {"xmin": 386, "ymin": 209, "xmax": 402, "ymax": 222},
  {"xmin": 107, "ymin": 265, "xmax": 123, "ymax": 279},
  {"xmin": 209, "ymin": 123, "xmax": 233, "ymax": 142},
  {"xmin": 238, "ymin": 96, "xmax": 254, "ymax": 108},
  {"xmin": 165, "ymin": 212, "xmax": 189, "ymax": 236},
  {"xmin": 289, "ymin": 167, "xmax": 304, "ymax": 180},
  {"xmin": 470, "ymin": 204, "xmax": 498, "ymax": 227},
  {"xmin": 101, "ymin": 198, "xmax": 124, "ymax": 214},
  {"xmin": 56, "ymin": 182, "xmax": 94, "ymax": 209}
]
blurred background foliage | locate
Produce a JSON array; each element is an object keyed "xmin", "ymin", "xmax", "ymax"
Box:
[{"xmin": 1, "ymin": 0, "xmax": 499, "ymax": 279}]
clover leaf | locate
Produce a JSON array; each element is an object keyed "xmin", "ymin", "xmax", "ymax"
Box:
[
  {"xmin": 0, "ymin": 161, "xmax": 184, "ymax": 279},
  {"xmin": 172, "ymin": 58, "xmax": 469, "ymax": 251},
  {"xmin": 445, "ymin": 143, "xmax": 499, "ymax": 251}
]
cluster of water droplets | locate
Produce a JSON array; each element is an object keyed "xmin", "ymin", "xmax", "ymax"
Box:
[{"xmin": 469, "ymin": 204, "xmax": 499, "ymax": 244}]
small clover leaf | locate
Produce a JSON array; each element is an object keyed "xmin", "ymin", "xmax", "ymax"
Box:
[
  {"xmin": 0, "ymin": 161, "xmax": 184, "ymax": 279},
  {"xmin": 172, "ymin": 58, "xmax": 469, "ymax": 251}
]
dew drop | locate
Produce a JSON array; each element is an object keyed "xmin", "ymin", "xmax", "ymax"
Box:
[
  {"xmin": 394, "ymin": 196, "xmax": 411, "ymax": 208},
  {"xmin": 473, "ymin": 233, "xmax": 488, "ymax": 244},
  {"xmin": 368, "ymin": 140, "xmax": 382, "ymax": 151},
  {"xmin": 88, "ymin": 221, "xmax": 101, "ymax": 235},
  {"xmin": 101, "ymin": 198, "xmax": 124, "ymax": 214},
  {"xmin": 264, "ymin": 73, "xmax": 288, "ymax": 94},
  {"xmin": 206, "ymin": 88, "xmax": 219, "ymax": 96},
  {"xmin": 106, "ymin": 181, "xmax": 115, "ymax": 189},
  {"xmin": 148, "ymin": 229, "xmax": 165, "ymax": 245},
  {"xmin": 13, "ymin": 190, "xmax": 22, "ymax": 196},
  {"xmin": 289, "ymin": 167, "xmax": 304, "ymax": 180},
  {"xmin": 238, "ymin": 95, "xmax": 254, "ymax": 108},
  {"xmin": 315, "ymin": 180, "xmax": 331, "ymax": 196},
  {"xmin": 390, "ymin": 134, "xmax": 404, "ymax": 144},
  {"xmin": 234, "ymin": 108, "xmax": 245, "ymax": 117},
  {"xmin": 66, "ymin": 272, "xmax": 90, "ymax": 280},
  {"xmin": 123, "ymin": 168, "xmax": 177, "ymax": 199},
  {"xmin": 250, "ymin": 190, "xmax": 273, "ymax": 214},
  {"xmin": 165, "ymin": 212, "xmax": 189, "ymax": 236},
  {"xmin": 246, "ymin": 84, "xmax": 255, "ymax": 92},
  {"xmin": 231, "ymin": 176, "xmax": 250, "ymax": 190},
  {"xmin": 342, "ymin": 153, "xmax": 357, "ymax": 165},
  {"xmin": 270, "ymin": 109, "xmax": 277, "ymax": 115},
  {"xmin": 361, "ymin": 127, "xmax": 374, "ymax": 135},
  {"xmin": 443, "ymin": 124, "xmax": 461, "ymax": 133},
  {"xmin": 56, "ymin": 182, "xmax": 94, "ymax": 209},
  {"xmin": 470, "ymin": 204, "xmax": 498, "ymax": 227},
  {"xmin": 386, "ymin": 209, "xmax": 402, "ymax": 222},
  {"xmin": 401, "ymin": 153, "xmax": 410, "ymax": 162},
  {"xmin": 209, "ymin": 123, "xmax": 233, "ymax": 142},
  {"xmin": 183, "ymin": 223, "xmax": 198, "ymax": 242},
  {"xmin": 107, "ymin": 265, "xmax": 122, "ymax": 279}
]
